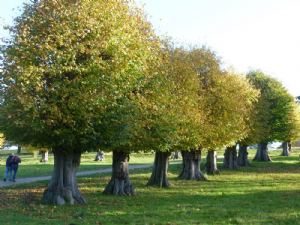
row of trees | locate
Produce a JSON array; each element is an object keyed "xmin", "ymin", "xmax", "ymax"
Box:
[{"xmin": 1, "ymin": 0, "xmax": 299, "ymax": 205}]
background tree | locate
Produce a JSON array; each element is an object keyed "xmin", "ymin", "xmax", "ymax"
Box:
[
  {"xmin": 220, "ymin": 69, "xmax": 259, "ymax": 170},
  {"xmin": 182, "ymin": 47, "xmax": 258, "ymax": 175},
  {"xmin": 280, "ymin": 100, "xmax": 300, "ymax": 156},
  {"xmin": 146, "ymin": 43, "xmax": 204, "ymax": 186},
  {"xmin": 246, "ymin": 70, "xmax": 297, "ymax": 162},
  {"xmin": 94, "ymin": 150, "xmax": 105, "ymax": 161},
  {"xmin": 0, "ymin": 133, "xmax": 4, "ymax": 149},
  {"xmin": 237, "ymin": 110, "xmax": 262, "ymax": 167},
  {"xmin": 0, "ymin": 0, "xmax": 161, "ymax": 203}
]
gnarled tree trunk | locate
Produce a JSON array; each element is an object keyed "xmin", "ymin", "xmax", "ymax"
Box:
[
  {"xmin": 103, "ymin": 151, "xmax": 136, "ymax": 196},
  {"xmin": 40, "ymin": 151, "xmax": 49, "ymax": 163},
  {"xmin": 253, "ymin": 143, "xmax": 272, "ymax": 162},
  {"xmin": 237, "ymin": 144, "xmax": 252, "ymax": 166},
  {"xmin": 204, "ymin": 150, "xmax": 220, "ymax": 175},
  {"xmin": 170, "ymin": 151, "xmax": 182, "ymax": 159},
  {"xmin": 179, "ymin": 150, "xmax": 208, "ymax": 181},
  {"xmin": 288, "ymin": 141, "xmax": 292, "ymax": 154},
  {"xmin": 17, "ymin": 144, "xmax": 21, "ymax": 155},
  {"xmin": 147, "ymin": 151, "xmax": 171, "ymax": 187},
  {"xmin": 281, "ymin": 141, "xmax": 292, "ymax": 156},
  {"xmin": 95, "ymin": 150, "xmax": 105, "ymax": 161},
  {"xmin": 42, "ymin": 149, "xmax": 87, "ymax": 206},
  {"xmin": 222, "ymin": 145, "xmax": 238, "ymax": 169}
]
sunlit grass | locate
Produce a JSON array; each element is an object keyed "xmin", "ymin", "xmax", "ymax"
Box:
[
  {"xmin": 0, "ymin": 148, "xmax": 299, "ymax": 179},
  {"xmin": 0, "ymin": 152, "xmax": 159, "ymax": 178},
  {"xmin": 1, "ymin": 152, "xmax": 300, "ymax": 224}
]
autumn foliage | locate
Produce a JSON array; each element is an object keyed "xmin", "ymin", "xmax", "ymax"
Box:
[{"xmin": 0, "ymin": 0, "xmax": 300, "ymax": 204}]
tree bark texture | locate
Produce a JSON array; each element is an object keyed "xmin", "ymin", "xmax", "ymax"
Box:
[
  {"xmin": 103, "ymin": 151, "xmax": 136, "ymax": 196},
  {"xmin": 40, "ymin": 151, "xmax": 49, "ymax": 163},
  {"xmin": 95, "ymin": 150, "xmax": 105, "ymax": 161},
  {"xmin": 281, "ymin": 141, "xmax": 292, "ymax": 156},
  {"xmin": 147, "ymin": 151, "xmax": 171, "ymax": 187},
  {"xmin": 237, "ymin": 145, "xmax": 252, "ymax": 166},
  {"xmin": 17, "ymin": 145, "xmax": 21, "ymax": 155},
  {"xmin": 222, "ymin": 145, "xmax": 238, "ymax": 169},
  {"xmin": 253, "ymin": 143, "xmax": 272, "ymax": 162},
  {"xmin": 179, "ymin": 150, "xmax": 208, "ymax": 181},
  {"xmin": 204, "ymin": 150, "xmax": 220, "ymax": 175},
  {"xmin": 42, "ymin": 149, "xmax": 87, "ymax": 206},
  {"xmin": 170, "ymin": 151, "xmax": 182, "ymax": 159},
  {"xmin": 288, "ymin": 141, "xmax": 292, "ymax": 154}
]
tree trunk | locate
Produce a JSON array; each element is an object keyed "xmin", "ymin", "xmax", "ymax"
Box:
[
  {"xmin": 95, "ymin": 150, "xmax": 105, "ymax": 161},
  {"xmin": 204, "ymin": 150, "xmax": 220, "ymax": 175},
  {"xmin": 179, "ymin": 150, "xmax": 208, "ymax": 181},
  {"xmin": 42, "ymin": 149, "xmax": 87, "ymax": 206},
  {"xmin": 281, "ymin": 141, "xmax": 292, "ymax": 156},
  {"xmin": 147, "ymin": 151, "xmax": 171, "ymax": 187},
  {"xmin": 237, "ymin": 144, "xmax": 252, "ymax": 166},
  {"xmin": 253, "ymin": 143, "xmax": 272, "ymax": 162},
  {"xmin": 17, "ymin": 145, "xmax": 21, "ymax": 155},
  {"xmin": 103, "ymin": 151, "xmax": 136, "ymax": 196},
  {"xmin": 288, "ymin": 141, "xmax": 292, "ymax": 154},
  {"xmin": 170, "ymin": 151, "xmax": 182, "ymax": 159},
  {"xmin": 40, "ymin": 151, "xmax": 49, "ymax": 163},
  {"xmin": 222, "ymin": 145, "xmax": 238, "ymax": 169}
]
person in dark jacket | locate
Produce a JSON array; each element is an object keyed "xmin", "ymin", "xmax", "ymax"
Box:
[
  {"xmin": 3, "ymin": 154, "xmax": 14, "ymax": 181},
  {"xmin": 11, "ymin": 154, "xmax": 21, "ymax": 182}
]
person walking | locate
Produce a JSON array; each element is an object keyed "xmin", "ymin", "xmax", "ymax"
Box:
[
  {"xmin": 3, "ymin": 154, "xmax": 14, "ymax": 181},
  {"xmin": 11, "ymin": 154, "xmax": 21, "ymax": 182}
]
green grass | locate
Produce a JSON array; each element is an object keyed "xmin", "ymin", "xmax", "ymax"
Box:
[
  {"xmin": 0, "ymin": 148, "xmax": 299, "ymax": 179},
  {"xmin": 0, "ymin": 151, "xmax": 160, "ymax": 178},
  {"xmin": 1, "ymin": 149, "xmax": 300, "ymax": 224}
]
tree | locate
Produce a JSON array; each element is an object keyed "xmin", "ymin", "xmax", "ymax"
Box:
[
  {"xmin": 246, "ymin": 70, "xmax": 297, "ymax": 162},
  {"xmin": 0, "ymin": 133, "xmax": 4, "ymax": 149},
  {"xmin": 0, "ymin": 0, "xmax": 161, "ymax": 204},
  {"xmin": 280, "ymin": 100, "xmax": 300, "ymax": 156},
  {"xmin": 21, "ymin": 145, "xmax": 49, "ymax": 162},
  {"xmin": 94, "ymin": 150, "xmax": 105, "ymax": 161},
  {"xmin": 119, "ymin": 42, "xmax": 202, "ymax": 188},
  {"xmin": 40, "ymin": 150, "xmax": 49, "ymax": 162},
  {"xmin": 146, "ymin": 44, "xmax": 206, "ymax": 185},
  {"xmin": 170, "ymin": 151, "xmax": 182, "ymax": 159},
  {"xmin": 157, "ymin": 45, "xmax": 259, "ymax": 179},
  {"xmin": 181, "ymin": 47, "xmax": 258, "ymax": 175},
  {"xmin": 218, "ymin": 69, "xmax": 259, "ymax": 170}
]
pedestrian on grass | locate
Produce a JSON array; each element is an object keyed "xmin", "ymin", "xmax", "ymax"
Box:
[
  {"xmin": 3, "ymin": 154, "xmax": 14, "ymax": 181},
  {"xmin": 11, "ymin": 154, "xmax": 21, "ymax": 182}
]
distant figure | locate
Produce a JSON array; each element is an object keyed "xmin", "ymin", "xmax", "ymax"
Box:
[
  {"xmin": 11, "ymin": 154, "xmax": 21, "ymax": 182},
  {"xmin": 3, "ymin": 154, "xmax": 14, "ymax": 181}
]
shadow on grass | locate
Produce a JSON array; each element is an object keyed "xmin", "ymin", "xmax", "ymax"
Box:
[{"xmin": 3, "ymin": 161, "xmax": 300, "ymax": 224}]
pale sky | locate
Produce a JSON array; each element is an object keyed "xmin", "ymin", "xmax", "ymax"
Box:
[{"xmin": 1, "ymin": 0, "xmax": 300, "ymax": 96}]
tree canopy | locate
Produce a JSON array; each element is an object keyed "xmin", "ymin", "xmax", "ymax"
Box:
[
  {"xmin": 189, "ymin": 47, "xmax": 259, "ymax": 150},
  {"xmin": 0, "ymin": 0, "xmax": 162, "ymax": 153},
  {"xmin": 245, "ymin": 70, "xmax": 298, "ymax": 145},
  {"xmin": 0, "ymin": 133, "xmax": 4, "ymax": 149}
]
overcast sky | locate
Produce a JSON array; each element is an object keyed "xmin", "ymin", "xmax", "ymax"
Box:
[{"xmin": 1, "ymin": 0, "xmax": 300, "ymax": 96}]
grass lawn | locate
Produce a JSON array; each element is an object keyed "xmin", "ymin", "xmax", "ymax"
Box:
[
  {"xmin": 0, "ymin": 151, "xmax": 161, "ymax": 178},
  {"xmin": 0, "ymin": 148, "xmax": 300, "ymax": 224},
  {"xmin": 0, "ymin": 147, "xmax": 279, "ymax": 179}
]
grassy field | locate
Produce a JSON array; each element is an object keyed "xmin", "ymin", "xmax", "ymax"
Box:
[
  {"xmin": 0, "ymin": 151, "xmax": 160, "ymax": 178},
  {"xmin": 0, "ymin": 148, "xmax": 297, "ymax": 179},
  {"xmin": 0, "ymin": 148, "xmax": 300, "ymax": 224}
]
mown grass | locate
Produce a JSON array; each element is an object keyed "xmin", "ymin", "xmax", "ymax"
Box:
[
  {"xmin": 0, "ymin": 151, "xmax": 161, "ymax": 178},
  {"xmin": 1, "ymin": 150, "xmax": 300, "ymax": 224},
  {"xmin": 1, "ymin": 148, "xmax": 298, "ymax": 179}
]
